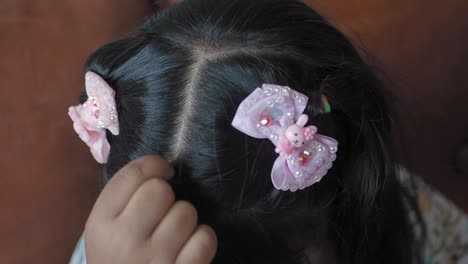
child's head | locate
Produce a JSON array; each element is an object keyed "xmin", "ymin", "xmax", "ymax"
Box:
[{"xmin": 78, "ymin": 0, "xmax": 417, "ymax": 263}]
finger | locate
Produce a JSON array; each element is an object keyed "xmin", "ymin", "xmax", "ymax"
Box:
[
  {"xmin": 91, "ymin": 155, "xmax": 174, "ymax": 219},
  {"xmin": 118, "ymin": 178, "xmax": 175, "ymax": 238},
  {"xmin": 151, "ymin": 201, "xmax": 198, "ymax": 261},
  {"xmin": 175, "ymin": 225, "xmax": 217, "ymax": 264}
]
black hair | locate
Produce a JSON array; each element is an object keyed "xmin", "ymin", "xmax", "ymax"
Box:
[{"xmin": 81, "ymin": 0, "xmax": 422, "ymax": 263}]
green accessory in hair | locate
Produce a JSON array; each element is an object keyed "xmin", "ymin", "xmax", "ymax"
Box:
[{"xmin": 320, "ymin": 94, "xmax": 331, "ymax": 113}]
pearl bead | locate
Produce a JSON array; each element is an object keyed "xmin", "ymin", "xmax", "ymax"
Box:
[
  {"xmin": 275, "ymin": 96, "xmax": 285, "ymax": 104},
  {"xmin": 264, "ymin": 87, "xmax": 273, "ymax": 95}
]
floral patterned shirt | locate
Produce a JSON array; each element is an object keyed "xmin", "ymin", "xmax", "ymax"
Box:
[{"xmin": 398, "ymin": 168, "xmax": 468, "ymax": 264}]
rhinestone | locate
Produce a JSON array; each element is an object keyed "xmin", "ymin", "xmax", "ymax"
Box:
[
  {"xmin": 330, "ymin": 154, "xmax": 337, "ymax": 161},
  {"xmin": 270, "ymin": 107, "xmax": 283, "ymax": 120},
  {"xmin": 275, "ymin": 96, "xmax": 285, "ymax": 104},
  {"xmin": 329, "ymin": 146, "xmax": 337, "ymax": 153},
  {"xmin": 286, "ymin": 112, "xmax": 293, "ymax": 118},
  {"xmin": 298, "ymin": 155, "xmax": 308, "ymax": 166},
  {"xmin": 264, "ymin": 87, "xmax": 273, "ymax": 95},
  {"xmin": 298, "ymin": 155, "xmax": 306, "ymax": 165},
  {"xmin": 303, "ymin": 149, "xmax": 313, "ymax": 156},
  {"xmin": 273, "ymin": 87, "xmax": 280, "ymax": 93},
  {"xmin": 292, "ymin": 92, "xmax": 299, "ymax": 99},
  {"xmin": 89, "ymin": 97, "xmax": 98, "ymax": 106},
  {"xmin": 267, "ymin": 100, "xmax": 274, "ymax": 107},
  {"xmin": 260, "ymin": 116, "xmax": 272, "ymax": 126}
]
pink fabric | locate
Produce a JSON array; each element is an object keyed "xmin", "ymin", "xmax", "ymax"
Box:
[
  {"xmin": 68, "ymin": 72, "xmax": 119, "ymax": 164},
  {"xmin": 232, "ymin": 84, "xmax": 338, "ymax": 192}
]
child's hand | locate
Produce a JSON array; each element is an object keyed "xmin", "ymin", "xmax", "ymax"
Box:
[{"xmin": 84, "ymin": 156, "xmax": 217, "ymax": 264}]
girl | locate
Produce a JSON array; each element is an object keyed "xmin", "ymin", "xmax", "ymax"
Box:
[{"xmin": 69, "ymin": 0, "xmax": 424, "ymax": 263}]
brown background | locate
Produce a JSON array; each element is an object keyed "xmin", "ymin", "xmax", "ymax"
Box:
[
  {"xmin": 308, "ymin": 0, "xmax": 468, "ymax": 213},
  {"xmin": 0, "ymin": 0, "xmax": 466, "ymax": 263}
]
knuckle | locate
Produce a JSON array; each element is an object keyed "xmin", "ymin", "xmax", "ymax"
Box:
[
  {"xmin": 140, "ymin": 178, "xmax": 175, "ymax": 205},
  {"xmin": 117, "ymin": 162, "xmax": 145, "ymax": 181}
]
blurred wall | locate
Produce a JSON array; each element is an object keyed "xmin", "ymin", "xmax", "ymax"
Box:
[{"xmin": 0, "ymin": 0, "xmax": 151, "ymax": 263}]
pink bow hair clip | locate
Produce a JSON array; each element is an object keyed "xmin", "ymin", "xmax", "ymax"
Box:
[
  {"xmin": 232, "ymin": 84, "xmax": 338, "ymax": 192},
  {"xmin": 68, "ymin": 72, "xmax": 119, "ymax": 164}
]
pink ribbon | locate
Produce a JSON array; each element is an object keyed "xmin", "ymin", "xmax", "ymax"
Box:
[
  {"xmin": 68, "ymin": 72, "xmax": 119, "ymax": 164},
  {"xmin": 232, "ymin": 84, "xmax": 338, "ymax": 192}
]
